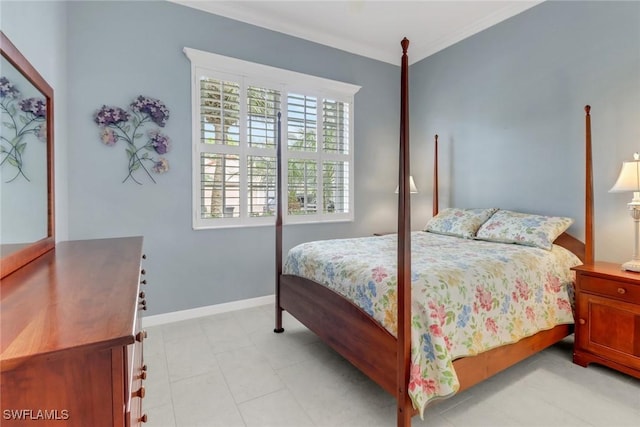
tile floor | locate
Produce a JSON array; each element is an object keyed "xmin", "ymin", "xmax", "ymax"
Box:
[{"xmin": 143, "ymin": 304, "xmax": 640, "ymax": 427}]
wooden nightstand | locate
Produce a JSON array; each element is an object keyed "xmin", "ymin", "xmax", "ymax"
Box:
[{"xmin": 571, "ymin": 262, "xmax": 640, "ymax": 379}]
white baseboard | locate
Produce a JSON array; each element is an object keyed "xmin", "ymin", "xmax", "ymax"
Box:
[{"xmin": 142, "ymin": 294, "xmax": 275, "ymax": 327}]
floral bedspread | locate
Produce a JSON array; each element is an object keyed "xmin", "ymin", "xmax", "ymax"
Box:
[{"xmin": 283, "ymin": 231, "xmax": 581, "ymax": 417}]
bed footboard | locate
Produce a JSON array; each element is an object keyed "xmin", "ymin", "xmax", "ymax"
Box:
[{"xmin": 279, "ymin": 274, "xmax": 572, "ymax": 414}]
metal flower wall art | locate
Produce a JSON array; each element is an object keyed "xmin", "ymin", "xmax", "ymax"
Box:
[
  {"xmin": 0, "ymin": 76, "xmax": 46, "ymax": 182},
  {"xmin": 94, "ymin": 95, "xmax": 171, "ymax": 184}
]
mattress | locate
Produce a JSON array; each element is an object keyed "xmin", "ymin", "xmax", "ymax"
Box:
[{"xmin": 283, "ymin": 231, "xmax": 581, "ymax": 416}]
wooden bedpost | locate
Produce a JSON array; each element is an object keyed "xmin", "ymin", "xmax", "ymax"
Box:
[
  {"xmin": 274, "ymin": 111, "xmax": 284, "ymax": 333},
  {"xmin": 433, "ymin": 134, "xmax": 439, "ymax": 217},
  {"xmin": 584, "ymin": 105, "xmax": 594, "ymax": 265},
  {"xmin": 397, "ymin": 37, "xmax": 413, "ymax": 427}
]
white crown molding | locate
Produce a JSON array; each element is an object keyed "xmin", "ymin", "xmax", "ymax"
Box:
[
  {"xmin": 170, "ymin": 1, "xmax": 542, "ymax": 66},
  {"xmin": 171, "ymin": 0, "xmax": 398, "ymax": 63}
]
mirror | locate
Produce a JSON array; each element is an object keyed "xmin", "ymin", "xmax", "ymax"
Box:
[{"xmin": 0, "ymin": 31, "xmax": 54, "ymax": 279}]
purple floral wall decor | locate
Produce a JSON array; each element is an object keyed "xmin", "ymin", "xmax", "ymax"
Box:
[
  {"xmin": 94, "ymin": 95, "xmax": 171, "ymax": 184},
  {"xmin": 0, "ymin": 76, "xmax": 47, "ymax": 182}
]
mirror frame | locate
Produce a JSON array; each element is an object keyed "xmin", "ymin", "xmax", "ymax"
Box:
[{"xmin": 0, "ymin": 31, "xmax": 55, "ymax": 279}]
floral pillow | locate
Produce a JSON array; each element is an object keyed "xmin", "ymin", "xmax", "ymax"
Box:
[
  {"xmin": 475, "ymin": 210, "xmax": 573, "ymax": 250},
  {"xmin": 424, "ymin": 208, "xmax": 498, "ymax": 239}
]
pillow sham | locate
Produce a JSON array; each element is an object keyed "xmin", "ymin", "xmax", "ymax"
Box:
[
  {"xmin": 475, "ymin": 210, "xmax": 573, "ymax": 250},
  {"xmin": 424, "ymin": 208, "xmax": 498, "ymax": 239}
]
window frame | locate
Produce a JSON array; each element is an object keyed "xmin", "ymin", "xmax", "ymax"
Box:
[{"xmin": 185, "ymin": 47, "xmax": 360, "ymax": 230}]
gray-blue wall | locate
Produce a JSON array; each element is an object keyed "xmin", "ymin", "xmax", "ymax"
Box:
[
  {"xmin": 4, "ymin": 1, "xmax": 638, "ymax": 316},
  {"xmin": 411, "ymin": 0, "xmax": 640, "ymax": 264},
  {"xmin": 65, "ymin": 1, "xmax": 400, "ymax": 315}
]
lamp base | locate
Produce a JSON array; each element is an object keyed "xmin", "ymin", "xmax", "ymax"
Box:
[{"xmin": 621, "ymin": 259, "xmax": 640, "ymax": 272}]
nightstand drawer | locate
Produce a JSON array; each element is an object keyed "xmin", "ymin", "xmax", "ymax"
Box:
[{"xmin": 578, "ymin": 275, "xmax": 640, "ymax": 304}]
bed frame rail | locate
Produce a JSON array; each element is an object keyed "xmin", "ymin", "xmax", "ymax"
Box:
[{"xmin": 280, "ymin": 275, "xmax": 397, "ymax": 395}]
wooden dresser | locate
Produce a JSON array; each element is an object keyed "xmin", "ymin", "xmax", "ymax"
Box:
[
  {"xmin": 572, "ymin": 262, "xmax": 640, "ymax": 379},
  {"xmin": 1, "ymin": 237, "xmax": 148, "ymax": 426}
]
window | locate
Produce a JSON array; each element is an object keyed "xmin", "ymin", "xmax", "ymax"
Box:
[{"xmin": 185, "ymin": 48, "xmax": 360, "ymax": 229}]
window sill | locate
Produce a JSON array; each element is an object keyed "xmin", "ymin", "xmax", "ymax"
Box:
[{"xmin": 192, "ymin": 217, "xmax": 354, "ymax": 231}]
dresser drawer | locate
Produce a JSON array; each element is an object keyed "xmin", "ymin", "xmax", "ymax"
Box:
[{"xmin": 578, "ymin": 275, "xmax": 640, "ymax": 304}]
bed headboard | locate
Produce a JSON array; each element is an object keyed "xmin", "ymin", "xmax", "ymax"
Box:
[{"xmin": 431, "ymin": 106, "xmax": 594, "ymax": 264}]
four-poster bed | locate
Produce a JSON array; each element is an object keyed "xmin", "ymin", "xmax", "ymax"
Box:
[{"xmin": 274, "ymin": 39, "xmax": 594, "ymax": 427}]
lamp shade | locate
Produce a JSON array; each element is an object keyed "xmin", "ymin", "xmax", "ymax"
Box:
[
  {"xmin": 610, "ymin": 153, "xmax": 640, "ymax": 193},
  {"xmin": 395, "ymin": 176, "xmax": 418, "ymax": 194},
  {"xmin": 610, "ymin": 153, "xmax": 640, "ymax": 272}
]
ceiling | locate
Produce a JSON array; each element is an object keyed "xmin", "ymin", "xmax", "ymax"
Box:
[{"xmin": 170, "ymin": 0, "xmax": 542, "ymax": 65}]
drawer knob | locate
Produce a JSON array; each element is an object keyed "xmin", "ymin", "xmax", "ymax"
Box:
[
  {"xmin": 578, "ymin": 319, "xmax": 586, "ymax": 325},
  {"xmin": 617, "ymin": 287, "xmax": 626, "ymax": 295},
  {"xmin": 142, "ymin": 364, "xmax": 147, "ymax": 372},
  {"xmin": 139, "ymin": 291, "xmax": 145, "ymax": 299},
  {"xmin": 139, "ymin": 299, "xmax": 147, "ymax": 310},
  {"xmin": 140, "ymin": 414, "xmax": 148, "ymax": 423},
  {"xmin": 140, "ymin": 371, "xmax": 147, "ymax": 380},
  {"xmin": 142, "ymin": 254, "xmax": 147, "ymax": 260},
  {"xmin": 140, "ymin": 279, "xmax": 147, "ymax": 285},
  {"xmin": 133, "ymin": 386, "xmax": 145, "ymax": 399},
  {"xmin": 136, "ymin": 330, "xmax": 148, "ymax": 342},
  {"xmin": 141, "ymin": 269, "xmax": 146, "ymax": 275}
]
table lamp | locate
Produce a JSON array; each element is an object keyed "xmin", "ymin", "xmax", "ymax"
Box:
[
  {"xmin": 609, "ymin": 152, "xmax": 640, "ymax": 272},
  {"xmin": 395, "ymin": 176, "xmax": 418, "ymax": 194}
]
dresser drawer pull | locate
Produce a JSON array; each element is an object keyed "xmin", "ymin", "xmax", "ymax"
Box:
[
  {"xmin": 142, "ymin": 364, "xmax": 147, "ymax": 371},
  {"xmin": 139, "ymin": 291, "xmax": 145, "ymax": 299},
  {"xmin": 140, "ymin": 371, "xmax": 147, "ymax": 380},
  {"xmin": 140, "ymin": 279, "xmax": 147, "ymax": 285},
  {"xmin": 142, "ymin": 254, "xmax": 147, "ymax": 260},
  {"xmin": 617, "ymin": 287, "xmax": 626, "ymax": 295},
  {"xmin": 140, "ymin": 414, "xmax": 148, "ymax": 423},
  {"xmin": 141, "ymin": 269, "xmax": 146, "ymax": 275},
  {"xmin": 578, "ymin": 319, "xmax": 586, "ymax": 325},
  {"xmin": 136, "ymin": 330, "xmax": 148, "ymax": 342},
  {"xmin": 139, "ymin": 299, "xmax": 147, "ymax": 310},
  {"xmin": 132, "ymin": 386, "xmax": 145, "ymax": 399}
]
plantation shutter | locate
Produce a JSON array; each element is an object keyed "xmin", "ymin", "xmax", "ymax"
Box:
[
  {"xmin": 286, "ymin": 95, "xmax": 351, "ymax": 218},
  {"xmin": 246, "ymin": 85, "xmax": 280, "ymax": 217},
  {"xmin": 321, "ymin": 99, "xmax": 350, "ymax": 214},
  {"xmin": 186, "ymin": 47, "xmax": 359, "ymax": 229},
  {"xmin": 198, "ymin": 75, "xmax": 280, "ymax": 222}
]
